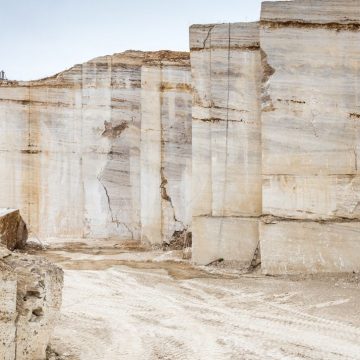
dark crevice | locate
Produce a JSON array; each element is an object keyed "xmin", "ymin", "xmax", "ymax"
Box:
[
  {"xmin": 97, "ymin": 174, "xmax": 134, "ymax": 240},
  {"xmin": 260, "ymin": 49, "xmax": 276, "ymax": 113},
  {"xmin": 260, "ymin": 20, "xmax": 360, "ymax": 32}
]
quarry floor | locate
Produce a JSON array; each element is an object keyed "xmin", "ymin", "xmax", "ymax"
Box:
[{"xmin": 28, "ymin": 240, "xmax": 360, "ymax": 360}]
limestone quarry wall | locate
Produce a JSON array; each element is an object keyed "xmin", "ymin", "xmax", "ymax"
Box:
[
  {"xmin": 1, "ymin": 0, "xmax": 360, "ymax": 273},
  {"xmin": 259, "ymin": 0, "xmax": 360, "ymax": 274},
  {"xmin": 190, "ymin": 22, "xmax": 262, "ymax": 266},
  {"xmin": 0, "ymin": 51, "xmax": 191, "ymax": 244}
]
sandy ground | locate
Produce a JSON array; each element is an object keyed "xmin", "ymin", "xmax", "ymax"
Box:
[{"xmin": 30, "ymin": 241, "xmax": 360, "ymax": 360}]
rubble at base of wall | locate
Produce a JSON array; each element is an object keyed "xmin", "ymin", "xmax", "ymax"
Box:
[
  {"xmin": 0, "ymin": 211, "xmax": 63, "ymax": 360},
  {"xmin": 0, "ymin": 209, "xmax": 28, "ymax": 251}
]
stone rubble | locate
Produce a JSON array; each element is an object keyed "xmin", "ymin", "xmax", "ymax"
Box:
[{"xmin": 0, "ymin": 211, "xmax": 63, "ymax": 360}]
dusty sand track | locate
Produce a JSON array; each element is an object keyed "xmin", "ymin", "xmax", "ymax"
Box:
[{"xmin": 30, "ymin": 241, "xmax": 360, "ymax": 360}]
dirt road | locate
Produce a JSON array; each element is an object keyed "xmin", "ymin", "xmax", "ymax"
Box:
[{"xmin": 36, "ymin": 242, "xmax": 360, "ymax": 360}]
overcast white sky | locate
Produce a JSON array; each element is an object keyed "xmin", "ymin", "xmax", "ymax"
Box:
[{"xmin": 1, "ymin": 0, "xmax": 267, "ymax": 80}]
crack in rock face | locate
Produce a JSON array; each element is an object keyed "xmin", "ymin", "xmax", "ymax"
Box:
[
  {"xmin": 160, "ymin": 168, "xmax": 172, "ymax": 203},
  {"xmin": 97, "ymin": 173, "xmax": 135, "ymax": 240}
]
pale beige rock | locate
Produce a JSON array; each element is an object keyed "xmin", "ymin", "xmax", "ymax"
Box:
[
  {"xmin": 191, "ymin": 22, "xmax": 262, "ymax": 264},
  {"xmin": 140, "ymin": 66, "xmax": 163, "ymax": 244},
  {"xmin": 141, "ymin": 55, "xmax": 192, "ymax": 245},
  {"xmin": 260, "ymin": 221, "xmax": 360, "ymax": 274},
  {"xmin": 6, "ymin": 254, "xmax": 63, "ymax": 360},
  {"xmin": 263, "ymin": 175, "xmax": 360, "ymax": 220},
  {"xmin": 0, "ymin": 209, "xmax": 28, "ymax": 251},
  {"xmin": 192, "ymin": 216, "xmax": 259, "ymax": 266},
  {"xmin": 261, "ymin": 0, "xmax": 360, "ymax": 25},
  {"xmin": 0, "ymin": 51, "xmax": 191, "ymax": 243},
  {"xmin": 261, "ymin": 1, "xmax": 360, "ymax": 176},
  {"xmin": 0, "ymin": 261, "xmax": 17, "ymax": 360},
  {"xmin": 0, "ymin": 249, "xmax": 64, "ymax": 360},
  {"xmin": 192, "ymin": 120, "xmax": 212, "ymax": 217},
  {"xmin": 260, "ymin": 0, "xmax": 360, "ymax": 274}
]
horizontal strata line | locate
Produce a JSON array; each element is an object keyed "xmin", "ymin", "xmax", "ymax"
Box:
[
  {"xmin": 193, "ymin": 117, "xmax": 245, "ymax": 123},
  {"xmin": 192, "ymin": 117, "xmax": 256, "ymax": 123},
  {"xmin": 190, "ymin": 45, "xmax": 260, "ymax": 52},
  {"xmin": 194, "ymin": 215, "xmax": 360, "ymax": 224},
  {"xmin": 262, "ymin": 174, "xmax": 359, "ymax": 176},
  {"xmin": 194, "ymin": 215, "xmax": 262, "ymax": 219},
  {"xmin": 260, "ymin": 20, "xmax": 360, "ymax": 31},
  {"xmin": 262, "ymin": 215, "xmax": 360, "ymax": 224},
  {"xmin": 0, "ymin": 149, "xmax": 135, "ymax": 156},
  {"xmin": 0, "ymin": 98, "xmax": 141, "ymax": 109},
  {"xmin": 193, "ymin": 105, "xmax": 249, "ymax": 113},
  {"xmin": 0, "ymin": 99, "xmax": 72, "ymax": 107}
]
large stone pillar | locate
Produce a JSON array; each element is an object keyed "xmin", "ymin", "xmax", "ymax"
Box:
[
  {"xmin": 260, "ymin": 0, "xmax": 360, "ymax": 274},
  {"xmin": 141, "ymin": 53, "xmax": 192, "ymax": 246},
  {"xmin": 190, "ymin": 22, "xmax": 262, "ymax": 266}
]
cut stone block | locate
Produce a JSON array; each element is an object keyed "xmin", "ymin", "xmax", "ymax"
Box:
[
  {"xmin": 260, "ymin": 1, "xmax": 360, "ymax": 176},
  {"xmin": 263, "ymin": 175, "xmax": 360, "ymax": 220},
  {"xmin": 260, "ymin": 221, "xmax": 360, "ymax": 275},
  {"xmin": 191, "ymin": 22, "xmax": 262, "ymax": 218},
  {"xmin": 190, "ymin": 22, "xmax": 260, "ymax": 51},
  {"xmin": 259, "ymin": 0, "xmax": 360, "ymax": 275},
  {"xmin": 0, "ymin": 209, "xmax": 28, "ymax": 251},
  {"xmin": 192, "ymin": 216, "xmax": 259, "ymax": 266},
  {"xmin": 191, "ymin": 22, "xmax": 262, "ymax": 265}
]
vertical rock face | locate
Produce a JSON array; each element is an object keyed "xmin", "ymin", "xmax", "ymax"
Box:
[
  {"xmin": 0, "ymin": 51, "xmax": 191, "ymax": 243},
  {"xmin": 260, "ymin": 0, "xmax": 360, "ymax": 274},
  {"xmin": 0, "ymin": 209, "xmax": 28, "ymax": 251},
  {"xmin": 81, "ymin": 53, "xmax": 144, "ymax": 240},
  {"xmin": 190, "ymin": 22, "xmax": 262, "ymax": 266},
  {"xmin": 140, "ymin": 53, "xmax": 192, "ymax": 245},
  {"xmin": 0, "ymin": 52, "xmax": 147, "ymax": 241}
]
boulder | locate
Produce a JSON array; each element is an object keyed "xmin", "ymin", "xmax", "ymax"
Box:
[{"xmin": 0, "ymin": 209, "xmax": 28, "ymax": 251}]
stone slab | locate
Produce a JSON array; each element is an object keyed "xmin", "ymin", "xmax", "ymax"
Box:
[
  {"xmin": 260, "ymin": 4, "xmax": 360, "ymax": 176},
  {"xmin": 263, "ymin": 175, "xmax": 360, "ymax": 220},
  {"xmin": 260, "ymin": 220, "xmax": 360, "ymax": 274},
  {"xmin": 191, "ymin": 22, "xmax": 262, "ymax": 219},
  {"xmin": 192, "ymin": 216, "xmax": 259, "ymax": 266}
]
